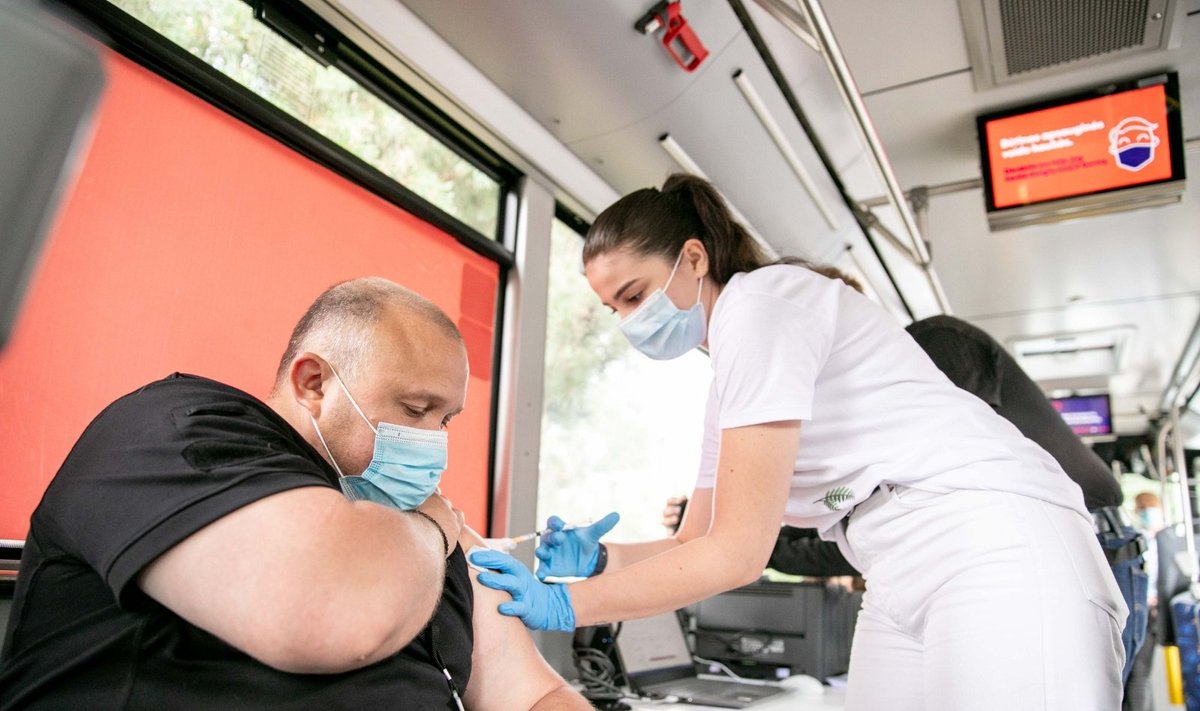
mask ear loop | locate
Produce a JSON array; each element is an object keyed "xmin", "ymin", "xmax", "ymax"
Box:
[
  {"xmin": 327, "ymin": 364, "xmax": 378, "ymax": 435},
  {"xmin": 695, "ymin": 274, "xmax": 704, "ymax": 306},
  {"xmin": 309, "ymin": 413, "xmax": 345, "ymax": 477},
  {"xmin": 663, "ymin": 248, "xmax": 686, "ymax": 290}
]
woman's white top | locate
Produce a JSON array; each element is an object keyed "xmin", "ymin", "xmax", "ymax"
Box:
[{"xmin": 695, "ymin": 265, "xmax": 1089, "ymax": 535}]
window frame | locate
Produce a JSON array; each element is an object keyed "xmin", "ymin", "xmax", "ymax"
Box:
[{"xmin": 59, "ymin": 0, "xmax": 518, "ymax": 265}]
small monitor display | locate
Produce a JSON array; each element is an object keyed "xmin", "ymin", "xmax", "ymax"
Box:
[
  {"xmin": 1050, "ymin": 394, "xmax": 1112, "ymax": 437},
  {"xmin": 977, "ymin": 73, "xmax": 1185, "ymax": 229},
  {"xmin": 615, "ymin": 612, "xmax": 693, "ymax": 676}
]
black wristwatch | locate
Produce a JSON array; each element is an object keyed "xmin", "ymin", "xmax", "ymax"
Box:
[{"xmin": 592, "ymin": 543, "xmax": 608, "ymax": 575}]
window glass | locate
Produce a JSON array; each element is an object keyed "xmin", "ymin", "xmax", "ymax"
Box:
[
  {"xmin": 538, "ymin": 219, "xmax": 711, "ymax": 543},
  {"xmin": 110, "ymin": 0, "xmax": 501, "ymax": 238}
]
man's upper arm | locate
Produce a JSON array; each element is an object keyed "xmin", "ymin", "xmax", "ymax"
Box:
[
  {"xmin": 139, "ymin": 486, "xmax": 447, "ymax": 674},
  {"xmin": 460, "ymin": 527, "xmax": 588, "ymax": 711}
]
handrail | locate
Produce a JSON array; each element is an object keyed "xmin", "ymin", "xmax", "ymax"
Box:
[
  {"xmin": 1160, "ymin": 313, "xmax": 1200, "ymax": 412},
  {"xmin": 786, "ymin": 0, "xmax": 952, "ymax": 314},
  {"xmin": 1171, "ymin": 409, "xmax": 1200, "ymax": 592}
]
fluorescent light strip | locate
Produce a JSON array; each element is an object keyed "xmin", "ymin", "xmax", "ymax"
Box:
[
  {"xmin": 658, "ymin": 133, "xmax": 778, "ymax": 259},
  {"xmin": 733, "ymin": 70, "xmax": 838, "ymax": 231}
]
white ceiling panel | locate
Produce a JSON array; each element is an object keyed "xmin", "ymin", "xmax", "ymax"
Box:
[
  {"xmin": 927, "ymin": 160, "xmax": 1200, "ymax": 319},
  {"xmin": 821, "ymin": 0, "xmax": 972, "ymax": 95},
  {"xmin": 397, "ymin": 0, "xmax": 746, "ymax": 144}
]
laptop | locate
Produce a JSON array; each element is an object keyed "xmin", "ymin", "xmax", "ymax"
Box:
[{"xmin": 614, "ymin": 612, "xmax": 786, "ymax": 708}]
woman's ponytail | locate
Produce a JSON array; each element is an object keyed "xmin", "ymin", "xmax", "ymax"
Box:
[
  {"xmin": 661, "ymin": 175, "xmax": 768, "ymax": 283},
  {"xmin": 584, "ymin": 173, "xmax": 768, "ymax": 285}
]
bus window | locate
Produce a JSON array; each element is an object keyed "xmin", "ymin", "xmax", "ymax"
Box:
[
  {"xmin": 109, "ymin": 0, "xmax": 503, "ymax": 239},
  {"xmin": 537, "ymin": 215, "xmax": 710, "ymax": 543}
]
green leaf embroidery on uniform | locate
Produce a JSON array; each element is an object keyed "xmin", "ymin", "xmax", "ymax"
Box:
[{"xmin": 815, "ymin": 486, "xmax": 854, "ymax": 511}]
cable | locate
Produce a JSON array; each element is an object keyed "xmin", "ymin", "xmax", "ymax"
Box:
[
  {"xmin": 693, "ymin": 654, "xmax": 787, "ymax": 687},
  {"xmin": 573, "ymin": 647, "xmax": 626, "ymax": 698},
  {"xmin": 693, "ymin": 654, "xmax": 760, "ymax": 683},
  {"xmin": 572, "ymin": 622, "xmax": 632, "ymax": 706}
]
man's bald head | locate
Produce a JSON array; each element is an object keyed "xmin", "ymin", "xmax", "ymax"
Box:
[{"xmin": 274, "ymin": 277, "xmax": 462, "ymax": 390}]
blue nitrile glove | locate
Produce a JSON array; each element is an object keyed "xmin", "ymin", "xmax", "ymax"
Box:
[
  {"xmin": 469, "ymin": 549, "xmax": 576, "ymax": 632},
  {"xmin": 534, "ymin": 512, "xmax": 620, "ymax": 580}
]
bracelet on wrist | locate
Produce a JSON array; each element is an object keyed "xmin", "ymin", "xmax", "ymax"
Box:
[
  {"xmin": 592, "ymin": 543, "xmax": 608, "ymax": 575},
  {"xmin": 410, "ymin": 510, "xmax": 450, "ymax": 556}
]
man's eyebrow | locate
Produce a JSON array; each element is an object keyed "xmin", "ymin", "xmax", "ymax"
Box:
[
  {"xmin": 395, "ymin": 391, "xmax": 446, "ymax": 407},
  {"xmin": 395, "ymin": 392, "xmax": 464, "ymax": 417}
]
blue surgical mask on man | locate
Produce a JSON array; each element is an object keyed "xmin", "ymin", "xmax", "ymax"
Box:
[
  {"xmin": 308, "ymin": 366, "xmax": 448, "ymax": 511},
  {"xmin": 1138, "ymin": 507, "xmax": 1164, "ymax": 532},
  {"xmin": 618, "ymin": 248, "xmax": 706, "ymax": 360}
]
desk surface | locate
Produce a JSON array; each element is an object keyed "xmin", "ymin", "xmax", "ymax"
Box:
[{"xmin": 624, "ymin": 676, "xmax": 846, "ymax": 710}]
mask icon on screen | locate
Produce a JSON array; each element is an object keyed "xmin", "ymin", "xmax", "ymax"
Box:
[{"xmin": 1108, "ymin": 116, "xmax": 1160, "ymax": 172}]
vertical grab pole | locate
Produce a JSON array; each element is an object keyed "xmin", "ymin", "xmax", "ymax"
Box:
[
  {"xmin": 1159, "ymin": 426, "xmax": 1180, "ymax": 529},
  {"xmin": 1172, "ymin": 408, "xmax": 1199, "ymax": 596},
  {"xmin": 1157, "ymin": 420, "xmax": 1186, "ymax": 704}
]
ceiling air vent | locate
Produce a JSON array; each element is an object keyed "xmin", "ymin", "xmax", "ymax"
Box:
[
  {"xmin": 1008, "ymin": 326, "xmax": 1134, "ymax": 383},
  {"xmin": 959, "ymin": 0, "xmax": 1183, "ymax": 90}
]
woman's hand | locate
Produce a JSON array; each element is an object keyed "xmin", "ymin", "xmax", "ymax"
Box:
[
  {"xmin": 469, "ymin": 549, "xmax": 576, "ymax": 631},
  {"xmin": 661, "ymin": 495, "xmax": 688, "ymax": 533},
  {"xmin": 534, "ymin": 512, "xmax": 620, "ymax": 580}
]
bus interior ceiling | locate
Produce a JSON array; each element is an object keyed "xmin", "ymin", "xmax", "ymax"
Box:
[{"xmin": 325, "ymin": 0, "xmax": 1200, "ymax": 442}]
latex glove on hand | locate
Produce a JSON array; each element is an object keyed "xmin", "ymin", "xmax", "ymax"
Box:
[
  {"xmin": 534, "ymin": 512, "xmax": 620, "ymax": 581},
  {"xmin": 469, "ymin": 549, "xmax": 576, "ymax": 632}
]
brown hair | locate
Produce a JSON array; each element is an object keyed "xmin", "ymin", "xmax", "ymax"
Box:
[
  {"xmin": 584, "ymin": 174, "xmax": 865, "ymax": 295},
  {"xmin": 797, "ymin": 261, "xmax": 865, "ymax": 294},
  {"xmin": 582, "ymin": 173, "xmax": 769, "ymax": 285}
]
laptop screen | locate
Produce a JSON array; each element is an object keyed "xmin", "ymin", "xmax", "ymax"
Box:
[{"xmin": 615, "ymin": 612, "xmax": 696, "ymax": 686}]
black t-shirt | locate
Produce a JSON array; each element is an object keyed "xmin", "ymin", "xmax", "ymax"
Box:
[
  {"xmin": 906, "ymin": 315, "xmax": 1122, "ymax": 511},
  {"xmin": 0, "ymin": 374, "xmax": 473, "ymax": 709}
]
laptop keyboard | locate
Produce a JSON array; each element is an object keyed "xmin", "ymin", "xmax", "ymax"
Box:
[{"xmin": 652, "ymin": 677, "xmax": 782, "ymax": 700}]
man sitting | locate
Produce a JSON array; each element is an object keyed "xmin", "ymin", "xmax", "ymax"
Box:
[{"xmin": 0, "ymin": 277, "xmax": 587, "ymax": 710}]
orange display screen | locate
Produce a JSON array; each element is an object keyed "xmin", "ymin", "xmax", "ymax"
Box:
[{"xmin": 983, "ymin": 84, "xmax": 1174, "ymax": 209}]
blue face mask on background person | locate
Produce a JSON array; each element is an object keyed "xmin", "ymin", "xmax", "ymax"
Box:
[
  {"xmin": 618, "ymin": 248, "xmax": 706, "ymax": 360},
  {"xmin": 1138, "ymin": 507, "xmax": 1164, "ymax": 531},
  {"xmin": 309, "ymin": 366, "xmax": 448, "ymax": 511}
]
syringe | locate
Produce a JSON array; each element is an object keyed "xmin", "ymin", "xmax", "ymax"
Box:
[{"xmin": 484, "ymin": 523, "xmax": 583, "ymax": 552}]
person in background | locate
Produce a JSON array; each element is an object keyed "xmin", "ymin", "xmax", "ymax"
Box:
[
  {"xmin": 1124, "ymin": 491, "xmax": 1164, "ymax": 711},
  {"xmin": 473, "ymin": 173, "xmax": 1126, "ymax": 711},
  {"xmin": 0, "ymin": 277, "xmax": 588, "ymax": 710}
]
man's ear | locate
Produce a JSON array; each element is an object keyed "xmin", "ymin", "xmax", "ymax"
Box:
[
  {"xmin": 288, "ymin": 352, "xmax": 329, "ymax": 417},
  {"xmin": 683, "ymin": 237, "xmax": 710, "ymax": 279}
]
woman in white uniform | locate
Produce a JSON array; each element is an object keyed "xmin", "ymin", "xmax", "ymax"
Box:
[{"xmin": 470, "ymin": 173, "xmax": 1126, "ymax": 710}]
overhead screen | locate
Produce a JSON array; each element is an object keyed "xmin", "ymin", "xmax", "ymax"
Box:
[
  {"xmin": 1050, "ymin": 393, "xmax": 1113, "ymax": 437},
  {"xmin": 978, "ymin": 72, "xmax": 1185, "ymax": 230}
]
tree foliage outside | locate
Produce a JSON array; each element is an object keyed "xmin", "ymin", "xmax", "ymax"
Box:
[
  {"xmin": 110, "ymin": 0, "xmax": 500, "ymax": 237},
  {"xmin": 538, "ymin": 222, "xmax": 710, "ymax": 543},
  {"xmin": 540, "ymin": 223, "xmax": 628, "ymax": 421}
]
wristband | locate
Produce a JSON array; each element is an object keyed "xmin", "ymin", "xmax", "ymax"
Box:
[
  {"xmin": 592, "ymin": 542, "xmax": 608, "ymax": 575},
  {"xmin": 410, "ymin": 510, "xmax": 450, "ymax": 556}
]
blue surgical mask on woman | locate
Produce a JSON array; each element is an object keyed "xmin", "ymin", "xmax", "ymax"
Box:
[
  {"xmin": 308, "ymin": 366, "xmax": 448, "ymax": 511},
  {"xmin": 618, "ymin": 248, "xmax": 706, "ymax": 360}
]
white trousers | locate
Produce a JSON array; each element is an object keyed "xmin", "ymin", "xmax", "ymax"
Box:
[{"xmin": 839, "ymin": 485, "xmax": 1126, "ymax": 711}]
